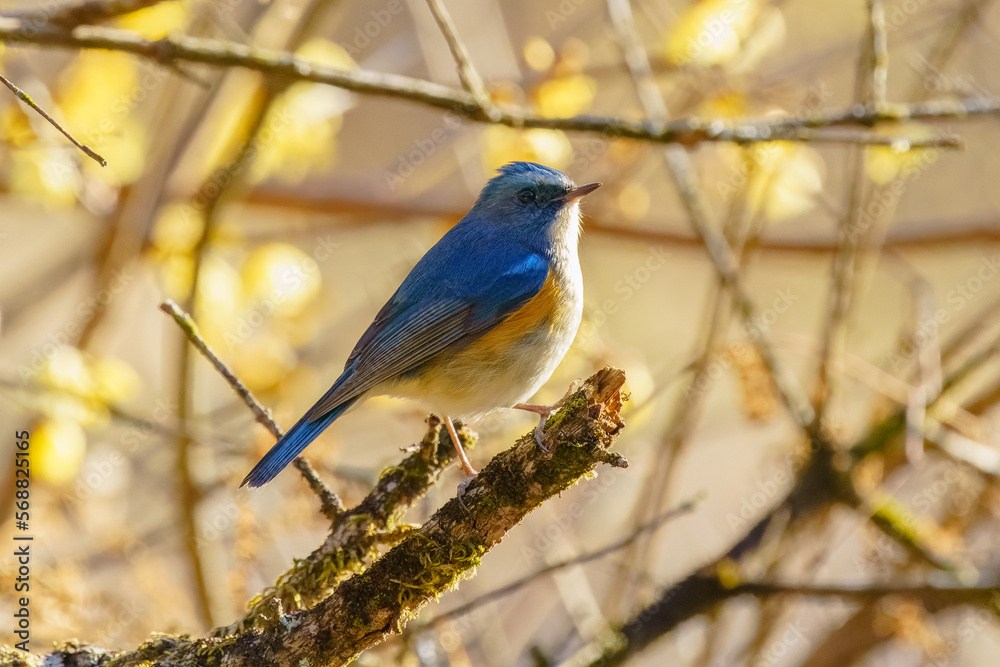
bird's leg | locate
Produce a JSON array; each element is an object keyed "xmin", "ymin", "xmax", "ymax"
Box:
[
  {"xmin": 513, "ymin": 380, "xmax": 582, "ymax": 452},
  {"xmin": 445, "ymin": 416, "xmax": 478, "ymax": 478}
]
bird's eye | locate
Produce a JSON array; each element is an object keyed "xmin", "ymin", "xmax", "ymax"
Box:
[{"xmin": 516, "ymin": 188, "xmax": 537, "ymax": 204}]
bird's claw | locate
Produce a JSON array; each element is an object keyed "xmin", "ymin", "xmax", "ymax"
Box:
[
  {"xmin": 533, "ymin": 416, "xmax": 551, "ymax": 455},
  {"xmin": 457, "ymin": 472, "xmax": 478, "ymax": 511},
  {"xmin": 516, "ymin": 381, "xmax": 581, "ymax": 456}
]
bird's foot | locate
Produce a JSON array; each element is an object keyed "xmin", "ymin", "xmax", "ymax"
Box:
[
  {"xmin": 457, "ymin": 471, "xmax": 478, "ymax": 511},
  {"xmin": 513, "ymin": 379, "xmax": 582, "ymax": 454}
]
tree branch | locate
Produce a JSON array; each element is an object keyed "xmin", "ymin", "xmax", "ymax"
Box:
[
  {"xmin": 422, "ymin": 0, "xmax": 498, "ymax": 121},
  {"xmin": 215, "ymin": 414, "xmax": 472, "ymax": 635},
  {"xmin": 0, "ymin": 72, "xmax": 107, "ymax": 166},
  {"xmin": 0, "ymin": 18, "xmax": 984, "ymax": 148},
  {"xmin": 865, "ymin": 0, "xmax": 889, "ymax": 108}
]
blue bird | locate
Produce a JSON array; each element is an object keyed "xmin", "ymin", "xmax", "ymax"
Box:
[{"xmin": 243, "ymin": 162, "xmax": 600, "ymax": 488}]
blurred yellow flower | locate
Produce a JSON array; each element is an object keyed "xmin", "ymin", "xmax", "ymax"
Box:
[
  {"xmin": 482, "ymin": 126, "xmax": 573, "ymax": 173},
  {"xmin": 58, "ymin": 50, "xmax": 151, "ymax": 185},
  {"xmin": 152, "ymin": 203, "xmax": 205, "ymax": 255},
  {"xmin": 160, "ymin": 254, "xmax": 196, "ymax": 301},
  {"xmin": 9, "ymin": 147, "xmax": 81, "ymax": 207},
  {"xmin": 27, "ymin": 346, "xmax": 118, "ymax": 427},
  {"xmin": 745, "ymin": 142, "xmax": 824, "ymax": 221},
  {"xmin": 0, "ymin": 104, "xmax": 35, "ymax": 146},
  {"xmin": 533, "ymin": 74, "xmax": 597, "ymax": 118},
  {"xmin": 33, "ymin": 417, "xmax": 87, "ymax": 486},
  {"xmin": 59, "ymin": 51, "xmax": 138, "ymax": 132},
  {"xmin": 39, "ymin": 346, "xmax": 92, "ymax": 398},
  {"xmin": 194, "ymin": 254, "xmax": 244, "ymax": 347},
  {"xmin": 249, "ymin": 40, "xmax": 356, "ymax": 183},
  {"xmin": 665, "ymin": 0, "xmax": 760, "ymax": 67},
  {"xmin": 84, "ymin": 116, "xmax": 148, "ymax": 186},
  {"xmin": 90, "ymin": 356, "xmax": 142, "ymax": 405},
  {"xmin": 231, "ymin": 330, "xmax": 298, "ymax": 392},
  {"xmin": 117, "ymin": 0, "xmax": 190, "ymax": 39},
  {"xmin": 698, "ymin": 90, "xmax": 748, "ymax": 119},
  {"xmin": 240, "ymin": 243, "xmax": 322, "ymax": 319},
  {"xmin": 33, "ymin": 346, "xmax": 140, "ymax": 412},
  {"xmin": 865, "ymin": 125, "xmax": 938, "ymax": 185},
  {"xmin": 523, "ymin": 37, "xmax": 556, "ymax": 72}
]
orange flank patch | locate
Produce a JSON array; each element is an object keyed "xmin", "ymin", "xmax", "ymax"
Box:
[{"xmin": 467, "ymin": 272, "xmax": 559, "ymax": 356}]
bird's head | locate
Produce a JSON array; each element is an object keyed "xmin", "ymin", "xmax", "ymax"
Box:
[{"xmin": 471, "ymin": 162, "xmax": 601, "ymax": 243}]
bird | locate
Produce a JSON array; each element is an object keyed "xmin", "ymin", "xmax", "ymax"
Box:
[{"xmin": 242, "ymin": 161, "xmax": 601, "ymax": 488}]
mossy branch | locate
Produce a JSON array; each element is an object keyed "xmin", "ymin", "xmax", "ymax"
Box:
[
  {"xmin": 221, "ymin": 367, "xmax": 626, "ymax": 667},
  {"xmin": 4, "ymin": 368, "xmax": 628, "ymax": 667},
  {"xmin": 216, "ymin": 415, "xmax": 471, "ymax": 635}
]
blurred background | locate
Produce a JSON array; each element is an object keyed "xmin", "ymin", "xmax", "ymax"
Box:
[{"xmin": 2, "ymin": 0, "xmax": 1000, "ymax": 664}]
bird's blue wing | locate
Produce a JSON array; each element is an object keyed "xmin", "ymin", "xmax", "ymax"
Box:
[{"xmin": 305, "ymin": 233, "xmax": 549, "ymax": 421}]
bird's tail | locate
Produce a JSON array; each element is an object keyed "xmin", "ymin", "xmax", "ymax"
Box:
[{"xmin": 242, "ymin": 398, "xmax": 357, "ymax": 488}]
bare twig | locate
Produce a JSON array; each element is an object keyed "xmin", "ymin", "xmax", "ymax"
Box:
[
  {"xmin": 904, "ymin": 270, "xmax": 943, "ymax": 463},
  {"xmin": 813, "ymin": 0, "xmax": 898, "ymax": 433},
  {"xmin": 865, "ymin": 0, "xmax": 889, "ymax": 107},
  {"xmin": 423, "ymin": 0, "xmax": 498, "ymax": 120},
  {"xmin": 159, "ymin": 301, "xmax": 278, "ymax": 437},
  {"xmin": 159, "ymin": 299, "xmax": 344, "ymax": 519},
  {"xmin": 0, "ymin": 72, "xmax": 106, "ymax": 166}
]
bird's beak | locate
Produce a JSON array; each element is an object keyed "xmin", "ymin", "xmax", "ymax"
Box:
[{"xmin": 562, "ymin": 182, "xmax": 602, "ymax": 202}]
